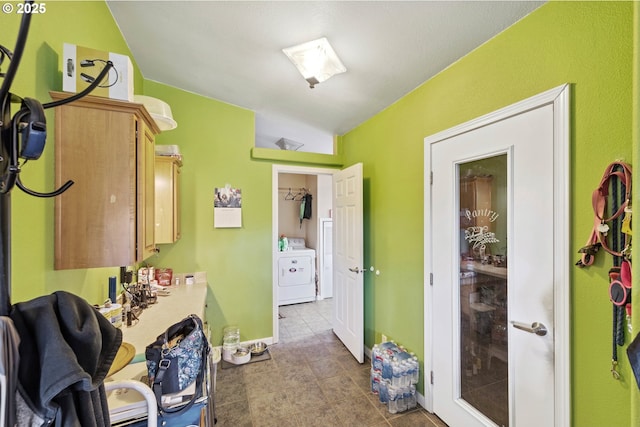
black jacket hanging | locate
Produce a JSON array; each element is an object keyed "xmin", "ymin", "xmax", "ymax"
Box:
[
  {"xmin": 299, "ymin": 193, "xmax": 312, "ymax": 228},
  {"xmin": 303, "ymin": 193, "xmax": 312, "ymax": 219},
  {"xmin": 10, "ymin": 291, "xmax": 122, "ymax": 426}
]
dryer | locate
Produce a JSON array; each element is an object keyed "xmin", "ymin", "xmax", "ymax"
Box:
[{"xmin": 278, "ymin": 238, "xmax": 316, "ymax": 306}]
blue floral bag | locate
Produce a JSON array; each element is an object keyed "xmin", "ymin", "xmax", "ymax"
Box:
[{"xmin": 145, "ymin": 314, "xmax": 208, "ymax": 414}]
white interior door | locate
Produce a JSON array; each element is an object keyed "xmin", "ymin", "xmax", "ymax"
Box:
[
  {"xmin": 425, "ymin": 86, "xmax": 570, "ymax": 427},
  {"xmin": 333, "ymin": 163, "xmax": 364, "ymax": 363}
]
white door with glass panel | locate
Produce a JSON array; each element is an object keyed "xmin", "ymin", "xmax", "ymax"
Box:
[{"xmin": 425, "ymin": 86, "xmax": 570, "ymax": 427}]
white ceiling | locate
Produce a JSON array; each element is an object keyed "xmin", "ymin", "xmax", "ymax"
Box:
[{"xmin": 107, "ymin": 1, "xmax": 544, "ymax": 153}]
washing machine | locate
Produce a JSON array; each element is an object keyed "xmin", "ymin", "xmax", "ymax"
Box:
[{"xmin": 278, "ymin": 238, "xmax": 316, "ymax": 306}]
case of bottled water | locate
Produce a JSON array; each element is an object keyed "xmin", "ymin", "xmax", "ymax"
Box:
[{"xmin": 370, "ymin": 341, "xmax": 419, "ymax": 413}]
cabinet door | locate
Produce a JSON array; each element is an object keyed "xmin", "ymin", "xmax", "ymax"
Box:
[
  {"xmin": 460, "ymin": 176, "xmax": 493, "ymax": 230},
  {"xmin": 139, "ymin": 121, "xmax": 156, "ymax": 260},
  {"xmin": 154, "ymin": 156, "xmax": 181, "ymax": 244},
  {"xmin": 154, "ymin": 157, "xmax": 173, "ymax": 243},
  {"xmin": 54, "ymin": 106, "xmax": 137, "ymax": 269},
  {"xmin": 173, "ymin": 160, "xmax": 181, "ymax": 241},
  {"xmin": 52, "ymin": 92, "xmax": 160, "ymax": 269}
]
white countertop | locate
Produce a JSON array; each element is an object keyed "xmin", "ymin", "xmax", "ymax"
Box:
[
  {"xmin": 105, "ymin": 282, "xmax": 208, "ymax": 422},
  {"xmin": 118, "ymin": 281, "xmax": 208, "ymax": 355},
  {"xmin": 461, "ymin": 260, "xmax": 508, "ymax": 279}
]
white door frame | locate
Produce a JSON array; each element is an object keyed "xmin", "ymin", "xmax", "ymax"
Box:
[
  {"xmin": 318, "ymin": 217, "xmax": 333, "ymax": 300},
  {"xmin": 272, "ymin": 164, "xmax": 337, "ymax": 343},
  {"xmin": 423, "ymin": 84, "xmax": 571, "ymax": 425}
]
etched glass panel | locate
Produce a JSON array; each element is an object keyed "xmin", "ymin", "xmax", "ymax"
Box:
[{"xmin": 458, "ymin": 154, "xmax": 508, "ymax": 427}]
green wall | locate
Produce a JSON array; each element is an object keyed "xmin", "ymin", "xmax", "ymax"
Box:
[
  {"xmin": 143, "ymin": 82, "xmax": 344, "ymax": 346},
  {"xmin": 2, "ymin": 2, "xmax": 144, "ymax": 304},
  {"xmin": 2, "ymin": 1, "xmax": 638, "ymax": 425},
  {"xmin": 142, "ymin": 80, "xmax": 274, "ymax": 346},
  {"xmin": 340, "ymin": 2, "xmax": 634, "ymax": 426}
]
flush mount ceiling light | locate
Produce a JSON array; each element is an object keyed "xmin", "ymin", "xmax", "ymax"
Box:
[
  {"xmin": 282, "ymin": 37, "xmax": 346, "ymax": 89},
  {"xmin": 276, "ymin": 137, "xmax": 304, "ymax": 151}
]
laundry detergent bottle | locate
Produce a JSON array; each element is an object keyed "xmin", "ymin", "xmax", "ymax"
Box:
[{"xmin": 279, "ymin": 234, "xmax": 288, "ymax": 251}]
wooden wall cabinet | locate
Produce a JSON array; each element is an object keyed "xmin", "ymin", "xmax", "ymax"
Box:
[
  {"xmin": 460, "ymin": 176, "xmax": 493, "ymax": 229},
  {"xmin": 51, "ymin": 92, "xmax": 160, "ymax": 270},
  {"xmin": 154, "ymin": 155, "xmax": 182, "ymax": 244}
]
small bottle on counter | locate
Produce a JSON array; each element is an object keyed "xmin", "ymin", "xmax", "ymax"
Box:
[
  {"xmin": 120, "ymin": 291, "xmax": 132, "ymax": 327},
  {"xmin": 108, "ymin": 276, "xmax": 117, "ymax": 304},
  {"xmin": 125, "ymin": 302, "xmax": 132, "ymax": 327}
]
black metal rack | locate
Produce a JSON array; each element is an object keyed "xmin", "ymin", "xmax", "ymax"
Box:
[{"xmin": 0, "ymin": 1, "xmax": 113, "ymax": 316}]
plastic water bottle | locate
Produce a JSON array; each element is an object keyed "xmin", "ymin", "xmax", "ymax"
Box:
[
  {"xmin": 388, "ymin": 386, "xmax": 398, "ymax": 414},
  {"xmin": 412, "ymin": 356, "xmax": 420, "ymax": 385},
  {"xmin": 399, "ymin": 360, "xmax": 407, "ymax": 387},
  {"xmin": 408, "ymin": 385, "xmax": 417, "ymax": 410},
  {"xmin": 392, "ymin": 360, "xmax": 402, "ymax": 387},
  {"xmin": 399, "ymin": 386, "xmax": 409, "ymax": 412},
  {"xmin": 380, "ymin": 341, "xmax": 399, "ymax": 355},
  {"xmin": 408, "ymin": 360, "xmax": 416, "ymax": 386},
  {"xmin": 379, "ymin": 379, "xmax": 389, "ymax": 404},
  {"xmin": 370, "ymin": 368, "xmax": 381, "ymax": 394},
  {"xmin": 371, "ymin": 343, "xmax": 379, "ymax": 360},
  {"xmin": 382, "ymin": 354, "xmax": 393, "ymax": 380},
  {"xmin": 405, "ymin": 361, "xmax": 413, "ymax": 386},
  {"xmin": 394, "ymin": 386, "xmax": 404, "ymax": 414},
  {"xmin": 372, "ymin": 345, "xmax": 383, "ymax": 372},
  {"xmin": 397, "ymin": 350, "xmax": 412, "ymax": 362}
]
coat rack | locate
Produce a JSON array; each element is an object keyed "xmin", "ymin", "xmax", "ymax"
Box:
[{"xmin": 0, "ymin": 2, "xmax": 111, "ymax": 316}]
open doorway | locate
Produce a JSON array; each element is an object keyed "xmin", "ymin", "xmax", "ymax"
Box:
[{"xmin": 271, "ymin": 164, "xmax": 336, "ymax": 343}]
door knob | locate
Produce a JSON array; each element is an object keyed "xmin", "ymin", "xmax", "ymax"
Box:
[
  {"xmin": 348, "ymin": 267, "xmax": 364, "ymax": 274},
  {"xmin": 511, "ymin": 321, "xmax": 548, "ymax": 336}
]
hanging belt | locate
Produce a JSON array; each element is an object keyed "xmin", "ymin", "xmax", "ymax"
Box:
[{"xmin": 577, "ymin": 161, "xmax": 632, "ymax": 267}]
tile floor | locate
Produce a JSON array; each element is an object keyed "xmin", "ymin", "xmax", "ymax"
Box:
[{"xmin": 214, "ymin": 299, "xmax": 448, "ymax": 427}]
